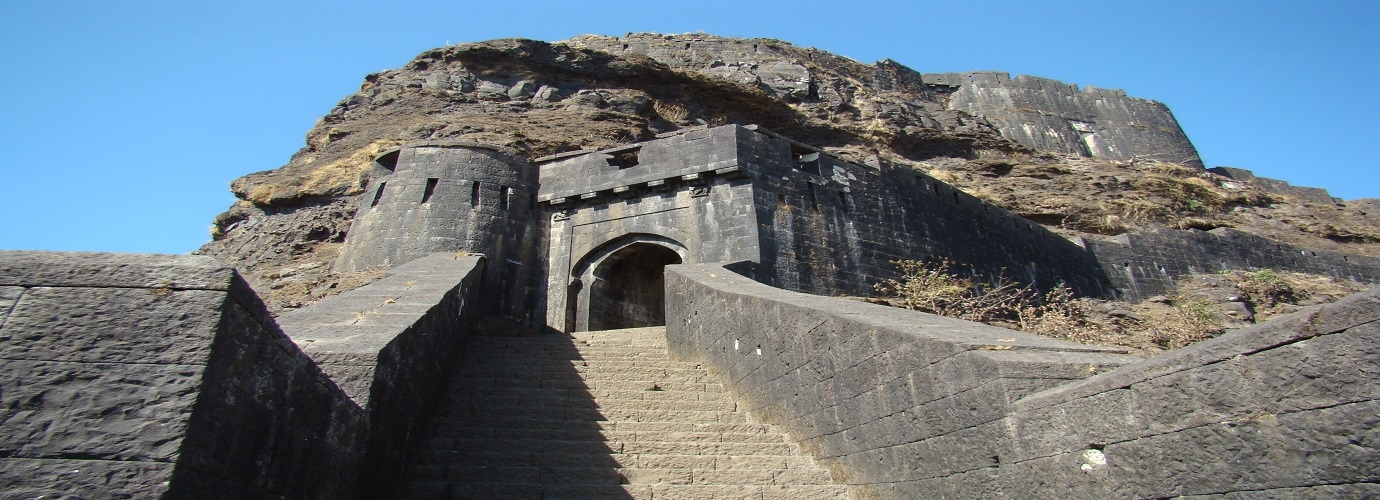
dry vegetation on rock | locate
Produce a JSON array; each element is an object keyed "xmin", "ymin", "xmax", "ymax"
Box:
[
  {"xmin": 873, "ymin": 260, "xmax": 1370, "ymax": 356},
  {"xmin": 195, "ymin": 33, "xmax": 1380, "ymax": 317}
]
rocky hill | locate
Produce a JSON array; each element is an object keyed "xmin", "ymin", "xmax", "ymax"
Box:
[{"xmin": 198, "ymin": 33, "xmax": 1380, "ymax": 312}]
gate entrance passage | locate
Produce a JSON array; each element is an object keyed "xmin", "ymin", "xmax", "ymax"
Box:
[
  {"xmin": 587, "ymin": 243, "xmax": 682, "ymax": 331},
  {"xmin": 567, "ymin": 236, "xmax": 686, "ymax": 332}
]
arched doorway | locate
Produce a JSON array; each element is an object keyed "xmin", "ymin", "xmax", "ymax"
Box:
[{"xmin": 567, "ymin": 235, "xmax": 687, "ymax": 332}]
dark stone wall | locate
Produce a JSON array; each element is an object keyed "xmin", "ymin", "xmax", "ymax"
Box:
[
  {"xmin": 539, "ymin": 126, "xmax": 761, "ymax": 331},
  {"xmin": 664, "ymin": 262, "xmax": 1134, "ymax": 497},
  {"xmin": 1209, "ymin": 166, "xmax": 1339, "ymax": 204},
  {"xmin": 736, "ymin": 125, "xmax": 1113, "ymax": 298},
  {"xmin": 924, "ymin": 72, "xmax": 1203, "ymax": 168},
  {"xmin": 277, "ymin": 253, "xmax": 486, "ymax": 499},
  {"xmin": 0, "ymin": 251, "xmax": 486, "ymax": 500},
  {"xmin": 999, "ymin": 286, "xmax": 1380, "ymax": 498},
  {"xmin": 665, "ymin": 261, "xmax": 1380, "ymax": 498},
  {"xmin": 1087, "ymin": 227, "xmax": 1380, "ymax": 300},
  {"xmin": 0, "ymin": 252, "xmax": 366, "ymax": 499},
  {"xmin": 335, "ymin": 144, "xmax": 541, "ymax": 322}
]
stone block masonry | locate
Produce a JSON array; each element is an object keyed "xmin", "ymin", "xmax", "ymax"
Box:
[
  {"xmin": 0, "ymin": 251, "xmax": 486, "ymax": 499},
  {"xmin": 1087, "ymin": 227, "xmax": 1380, "ymax": 301},
  {"xmin": 665, "ymin": 261, "xmax": 1380, "ymax": 498},
  {"xmin": 925, "ymin": 72, "xmax": 1204, "ymax": 168},
  {"xmin": 0, "ymin": 251, "xmax": 365, "ymax": 499},
  {"xmin": 278, "ymin": 253, "xmax": 486, "ymax": 499}
]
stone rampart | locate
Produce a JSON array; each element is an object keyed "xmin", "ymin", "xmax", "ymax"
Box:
[
  {"xmin": 1086, "ymin": 227, "xmax": 1380, "ymax": 300},
  {"xmin": 663, "ymin": 261, "xmax": 1136, "ymax": 496},
  {"xmin": 925, "ymin": 72, "xmax": 1203, "ymax": 168},
  {"xmin": 277, "ymin": 252, "xmax": 486, "ymax": 498},
  {"xmin": 0, "ymin": 252, "xmax": 366, "ymax": 499},
  {"xmin": 664, "ymin": 261, "xmax": 1380, "ymax": 498},
  {"xmin": 0, "ymin": 251, "xmax": 485, "ymax": 499},
  {"xmin": 1209, "ymin": 166, "xmax": 1339, "ymax": 204}
]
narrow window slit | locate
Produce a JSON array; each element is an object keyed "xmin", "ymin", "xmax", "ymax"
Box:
[
  {"xmin": 422, "ymin": 178, "xmax": 438, "ymax": 203},
  {"xmin": 370, "ymin": 182, "xmax": 386, "ymax": 207}
]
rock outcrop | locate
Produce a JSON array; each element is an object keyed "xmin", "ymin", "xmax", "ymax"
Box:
[{"xmin": 196, "ymin": 33, "xmax": 1379, "ymax": 313}]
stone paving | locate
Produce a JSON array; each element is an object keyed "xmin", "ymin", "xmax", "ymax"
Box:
[{"xmin": 404, "ymin": 327, "xmax": 850, "ymax": 499}]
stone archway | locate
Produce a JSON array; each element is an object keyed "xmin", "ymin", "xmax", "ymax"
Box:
[{"xmin": 568, "ymin": 235, "xmax": 687, "ymax": 332}]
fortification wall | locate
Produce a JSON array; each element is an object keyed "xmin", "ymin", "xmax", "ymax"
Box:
[
  {"xmin": 925, "ymin": 72, "xmax": 1203, "ymax": 168},
  {"xmin": 1087, "ymin": 227, "xmax": 1380, "ymax": 300},
  {"xmin": 0, "ymin": 251, "xmax": 486, "ymax": 499},
  {"xmin": 335, "ymin": 144, "xmax": 542, "ymax": 322},
  {"xmin": 538, "ymin": 126, "xmax": 760, "ymax": 332},
  {"xmin": 277, "ymin": 253, "xmax": 485, "ymax": 498},
  {"xmin": 734, "ymin": 125, "xmax": 1113, "ymax": 297},
  {"xmin": 1209, "ymin": 166, "xmax": 1339, "ymax": 204},
  {"xmin": 665, "ymin": 261, "xmax": 1380, "ymax": 498},
  {"xmin": 0, "ymin": 252, "xmax": 367, "ymax": 499}
]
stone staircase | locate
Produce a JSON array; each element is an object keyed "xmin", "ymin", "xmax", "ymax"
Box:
[{"xmin": 404, "ymin": 327, "xmax": 850, "ymax": 499}]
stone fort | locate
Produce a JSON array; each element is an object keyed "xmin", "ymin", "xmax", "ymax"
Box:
[{"xmin": 3, "ymin": 122, "xmax": 1379, "ymax": 498}]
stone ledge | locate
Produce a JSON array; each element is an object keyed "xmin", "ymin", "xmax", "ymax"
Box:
[{"xmin": 0, "ymin": 251, "xmax": 233, "ymax": 290}]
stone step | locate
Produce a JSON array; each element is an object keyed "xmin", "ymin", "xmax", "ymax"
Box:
[
  {"xmin": 456, "ymin": 365, "xmax": 712, "ymax": 379},
  {"xmin": 446, "ymin": 395, "xmax": 738, "ymax": 412},
  {"xmin": 450, "ymin": 386, "xmax": 732, "ymax": 402},
  {"xmin": 404, "ymin": 481, "xmax": 848, "ymax": 500},
  {"xmin": 430, "ymin": 426, "xmax": 788, "ymax": 444},
  {"xmin": 414, "ymin": 450, "xmax": 810, "ymax": 470},
  {"xmin": 456, "ymin": 359, "xmax": 705, "ymax": 371},
  {"xmin": 425, "ymin": 437, "xmax": 795, "ymax": 456},
  {"xmin": 412, "ymin": 465, "xmax": 837, "ymax": 486},
  {"xmin": 403, "ymin": 327, "xmax": 849, "ymax": 499},
  {"xmin": 434, "ymin": 418, "xmax": 773, "ymax": 435},
  {"xmin": 442, "ymin": 405, "xmax": 745, "ymax": 424},
  {"xmin": 455, "ymin": 376, "xmax": 720, "ymax": 390}
]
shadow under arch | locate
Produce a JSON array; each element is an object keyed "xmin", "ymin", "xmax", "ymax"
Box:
[{"xmin": 567, "ymin": 234, "xmax": 688, "ymax": 332}]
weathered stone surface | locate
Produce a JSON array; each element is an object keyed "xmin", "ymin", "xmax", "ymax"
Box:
[
  {"xmin": 275, "ymin": 253, "xmax": 486, "ymax": 498},
  {"xmin": 925, "ymin": 71, "xmax": 1203, "ymax": 168},
  {"xmin": 666, "ymin": 262, "xmax": 1380, "ymax": 497},
  {"xmin": 1210, "ymin": 166, "xmax": 1339, "ymax": 204},
  {"xmin": 1088, "ymin": 227, "xmax": 1380, "ymax": 300},
  {"xmin": 0, "ymin": 287, "xmax": 224, "ymax": 364},
  {"xmin": 664, "ymin": 261, "xmax": 1137, "ymax": 490},
  {"xmin": 0, "ymin": 251, "xmax": 231, "ymax": 289},
  {"xmin": 0, "ymin": 360, "xmax": 203, "ymax": 461},
  {"xmin": 0, "ymin": 458, "xmax": 174, "ymax": 500},
  {"xmin": 507, "ymin": 79, "xmax": 537, "ymax": 99}
]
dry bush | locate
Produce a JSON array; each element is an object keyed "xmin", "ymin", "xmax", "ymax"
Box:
[
  {"xmin": 1138, "ymin": 297, "xmax": 1225, "ymax": 350},
  {"xmin": 1015, "ymin": 284, "xmax": 1119, "ymax": 344},
  {"xmin": 874, "ymin": 259, "xmax": 1033, "ymax": 323},
  {"xmin": 653, "ymin": 100, "xmax": 689, "ymax": 123},
  {"xmin": 1235, "ymin": 269, "xmax": 1294, "ymax": 307}
]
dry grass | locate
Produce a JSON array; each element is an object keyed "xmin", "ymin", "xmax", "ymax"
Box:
[
  {"xmin": 874, "ymin": 260, "xmax": 1371, "ymax": 356},
  {"xmin": 246, "ymin": 140, "xmax": 404, "ymax": 205},
  {"xmin": 652, "ymin": 100, "xmax": 689, "ymax": 123}
]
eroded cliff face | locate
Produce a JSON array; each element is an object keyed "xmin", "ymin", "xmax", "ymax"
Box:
[{"xmin": 197, "ymin": 33, "xmax": 1380, "ymax": 313}]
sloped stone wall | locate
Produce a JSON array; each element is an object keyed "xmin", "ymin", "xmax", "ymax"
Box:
[
  {"xmin": 0, "ymin": 252, "xmax": 366, "ymax": 499},
  {"xmin": 665, "ymin": 261, "xmax": 1380, "ymax": 498},
  {"xmin": 1087, "ymin": 227, "xmax": 1380, "ymax": 300},
  {"xmin": 925, "ymin": 72, "xmax": 1203, "ymax": 168},
  {"xmin": 0, "ymin": 251, "xmax": 486, "ymax": 499},
  {"xmin": 278, "ymin": 253, "xmax": 486, "ymax": 498}
]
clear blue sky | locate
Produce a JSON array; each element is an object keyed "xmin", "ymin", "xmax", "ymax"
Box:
[{"xmin": 2, "ymin": 1, "xmax": 1376, "ymax": 254}]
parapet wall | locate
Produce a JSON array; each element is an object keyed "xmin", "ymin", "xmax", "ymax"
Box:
[
  {"xmin": 664, "ymin": 261, "xmax": 1380, "ymax": 498},
  {"xmin": 925, "ymin": 72, "xmax": 1203, "ymax": 168},
  {"xmin": 1087, "ymin": 227, "xmax": 1380, "ymax": 300},
  {"xmin": 0, "ymin": 252, "xmax": 367, "ymax": 499},
  {"xmin": 1209, "ymin": 166, "xmax": 1339, "ymax": 204},
  {"xmin": 278, "ymin": 253, "xmax": 486, "ymax": 498},
  {"xmin": 0, "ymin": 251, "xmax": 485, "ymax": 499}
]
